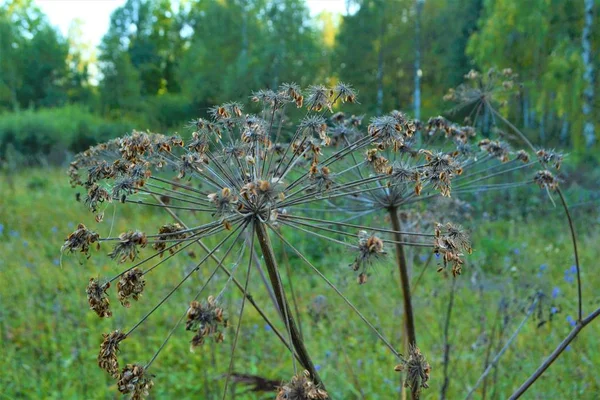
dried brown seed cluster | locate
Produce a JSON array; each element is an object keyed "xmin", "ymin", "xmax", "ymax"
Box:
[
  {"xmin": 308, "ymin": 165, "xmax": 333, "ymax": 192},
  {"xmin": 515, "ymin": 149, "xmax": 530, "ymax": 163},
  {"xmin": 62, "ymin": 223, "xmax": 100, "ymax": 257},
  {"xmin": 276, "ymin": 370, "xmax": 328, "ymax": 400},
  {"xmin": 117, "ymin": 363, "xmax": 154, "ymax": 400},
  {"xmin": 177, "ymin": 152, "xmax": 208, "ymax": 179},
  {"xmin": 395, "ymin": 345, "xmax": 431, "ymax": 399},
  {"xmin": 420, "ymin": 151, "xmax": 464, "ymax": 197},
  {"xmin": 86, "ymin": 278, "xmax": 112, "ymax": 318},
  {"xmin": 153, "ymin": 223, "xmax": 188, "ymax": 255},
  {"xmin": 479, "ymin": 139, "xmax": 511, "ymax": 162},
  {"xmin": 434, "ymin": 223, "xmax": 471, "ymax": 277},
  {"xmin": 208, "ymin": 187, "xmax": 239, "ymax": 216},
  {"xmin": 365, "ymin": 149, "xmax": 392, "ymax": 174},
  {"xmin": 536, "ymin": 149, "xmax": 563, "ymax": 170},
  {"xmin": 109, "ymin": 231, "xmax": 148, "ymax": 263},
  {"xmin": 351, "ymin": 231, "xmax": 386, "ymax": 284},
  {"xmin": 85, "ymin": 183, "xmax": 112, "ymax": 212},
  {"xmin": 117, "ymin": 268, "xmax": 146, "ymax": 307},
  {"xmin": 98, "ymin": 330, "xmax": 126, "ymax": 377},
  {"xmin": 185, "ymin": 296, "xmax": 227, "ymax": 350},
  {"xmin": 120, "ymin": 131, "xmax": 154, "ymax": 161},
  {"xmin": 534, "ymin": 170, "xmax": 559, "ymax": 191},
  {"xmin": 425, "ymin": 116, "xmax": 475, "ymax": 144}
]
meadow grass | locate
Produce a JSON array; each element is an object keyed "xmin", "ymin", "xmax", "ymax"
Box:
[{"xmin": 1, "ymin": 169, "xmax": 598, "ymax": 399}]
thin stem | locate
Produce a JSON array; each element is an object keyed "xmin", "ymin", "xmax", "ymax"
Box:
[
  {"xmin": 466, "ymin": 296, "xmax": 539, "ymax": 399},
  {"xmin": 223, "ymin": 223, "xmax": 255, "ymax": 398},
  {"xmin": 557, "ymin": 188, "xmax": 582, "ymax": 321},
  {"xmin": 440, "ymin": 277, "xmax": 457, "ymax": 400}
]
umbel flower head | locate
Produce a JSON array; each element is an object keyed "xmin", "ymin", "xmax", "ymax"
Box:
[
  {"xmin": 395, "ymin": 345, "xmax": 431, "ymax": 399},
  {"xmin": 185, "ymin": 295, "xmax": 227, "ymax": 350},
  {"xmin": 117, "ymin": 363, "xmax": 154, "ymax": 400},
  {"xmin": 276, "ymin": 370, "xmax": 329, "ymax": 400},
  {"xmin": 98, "ymin": 330, "xmax": 126, "ymax": 377},
  {"xmin": 62, "ymin": 82, "xmax": 496, "ymax": 398}
]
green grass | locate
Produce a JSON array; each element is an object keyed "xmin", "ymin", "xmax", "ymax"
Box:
[{"xmin": 1, "ymin": 169, "xmax": 598, "ymax": 399}]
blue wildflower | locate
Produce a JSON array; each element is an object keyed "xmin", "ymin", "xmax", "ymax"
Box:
[
  {"xmin": 51, "ymin": 226, "xmax": 58, "ymax": 234},
  {"xmin": 566, "ymin": 315, "xmax": 576, "ymax": 327},
  {"xmin": 264, "ymin": 324, "xmax": 272, "ymax": 332},
  {"xmin": 552, "ymin": 287, "xmax": 560, "ymax": 298},
  {"xmin": 569, "ymin": 265, "xmax": 577, "ymax": 274},
  {"xmin": 550, "ymin": 307, "xmax": 558, "ymax": 315},
  {"xmin": 53, "ymin": 258, "xmax": 60, "ymax": 266},
  {"xmin": 315, "ymin": 365, "xmax": 321, "ymax": 371},
  {"xmin": 513, "ymin": 248, "xmax": 520, "ymax": 255},
  {"xmin": 539, "ymin": 264, "xmax": 548, "ymax": 272},
  {"xmin": 9, "ymin": 230, "xmax": 19, "ymax": 238},
  {"xmin": 419, "ymin": 254, "xmax": 428, "ymax": 262},
  {"xmin": 0, "ymin": 224, "xmax": 4, "ymax": 235}
]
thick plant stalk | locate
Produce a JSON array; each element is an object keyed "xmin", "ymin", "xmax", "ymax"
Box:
[
  {"xmin": 389, "ymin": 207, "xmax": 417, "ymax": 347},
  {"xmin": 389, "ymin": 207, "xmax": 418, "ymax": 400},
  {"xmin": 254, "ymin": 221, "xmax": 323, "ymax": 388}
]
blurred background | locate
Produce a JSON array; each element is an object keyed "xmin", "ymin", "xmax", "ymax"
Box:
[
  {"xmin": 1, "ymin": 0, "xmax": 600, "ymax": 399},
  {"xmin": 0, "ymin": 0, "xmax": 599, "ymax": 166}
]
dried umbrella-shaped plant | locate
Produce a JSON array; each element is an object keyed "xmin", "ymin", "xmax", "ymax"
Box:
[{"xmin": 62, "ymin": 84, "xmax": 473, "ymax": 399}]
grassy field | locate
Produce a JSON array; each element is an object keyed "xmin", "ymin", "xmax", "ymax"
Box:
[{"xmin": 1, "ymin": 169, "xmax": 599, "ymax": 399}]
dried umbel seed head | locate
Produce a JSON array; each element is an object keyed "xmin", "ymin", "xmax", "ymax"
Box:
[
  {"xmin": 109, "ymin": 231, "xmax": 148, "ymax": 263},
  {"xmin": 153, "ymin": 223, "xmax": 188, "ymax": 256},
  {"xmin": 434, "ymin": 223, "xmax": 471, "ymax": 277},
  {"xmin": 305, "ymin": 85, "xmax": 333, "ymax": 112},
  {"xmin": 350, "ymin": 231, "xmax": 386, "ymax": 284},
  {"xmin": 62, "ymin": 223, "xmax": 100, "ymax": 257},
  {"xmin": 276, "ymin": 370, "xmax": 329, "ymax": 400},
  {"xmin": 98, "ymin": 330, "xmax": 126, "ymax": 377},
  {"xmin": 207, "ymin": 187, "xmax": 239, "ymax": 216},
  {"xmin": 515, "ymin": 149, "xmax": 530, "ymax": 163},
  {"xmin": 117, "ymin": 268, "xmax": 146, "ymax": 307},
  {"xmin": 536, "ymin": 149, "xmax": 563, "ymax": 170},
  {"xmin": 86, "ymin": 278, "xmax": 112, "ymax": 318},
  {"xmin": 185, "ymin": 296, "xmax": 227, "ymax": 350},
  {"xmin": 85, "ymin": 183, "xmax": 112, "ymax": 213},
  {"xmin": 307, "ymin": 165, "xmax": 334, "ymax": 192},
  {"xmin": 395, "ymin": 345, "xmax": 431, "ymax": 399},
  {"xmin": 117, "ymin": 363, "xmax": 154, "ymax": 400},
  {"xmin": 534, "ymin": 170, "xmax": 559, "ymax": 191},
  {"xmin": 478, "ymin": 139, "xmax": 511, "ymax": 162},
  {"xmin": 365, "ymin": 149, "xmax": 393, "ymax": 174}
]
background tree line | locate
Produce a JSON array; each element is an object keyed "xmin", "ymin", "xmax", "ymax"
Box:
[{"xmin": 0, "ymin": 0, "xmax": 598, "ymax": 163}]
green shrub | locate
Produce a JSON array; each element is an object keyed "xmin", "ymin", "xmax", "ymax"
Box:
[{"xmin": 0, "ymin": 106, "xmax": 145, "ymax": 165}]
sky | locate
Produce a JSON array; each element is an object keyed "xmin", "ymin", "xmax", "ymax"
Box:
[{"xmin": 35, "ymin": 0, "xmax": 348, "ymax": 48}]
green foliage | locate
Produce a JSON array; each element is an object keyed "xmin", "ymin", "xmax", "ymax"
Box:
[{"xmin": 0, "ymin": 106, "xmax": 139, "ymax": 163}]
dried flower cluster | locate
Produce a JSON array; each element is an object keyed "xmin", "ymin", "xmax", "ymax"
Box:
[
  {"xmin": 395, "ymin": 346, "xmax": 431, "ymax": 399},
  {"xmin": 117, "ymin": 364, "xmax": 154, "ymax": 400},
  {"xmin": 434, "ymin": 223, "xmax": 472, "ymax": 276},
  {"xmin": 98, "ymin": 330, "xmax": 127, "ymax": 377},
  {"xmin": 185, "ymin": 296, "xmax": 227, "ymax": 350},
  {"xmin": 86, "ymin": 278, "xmax": 112, "ymax": 318},
  {"xmin": 117, "ymin": 268, "xmax": 146, "ymax": 307},
  {"xmin": 276, "ymin": 370, "xmax": 329, "ymax": 400},
  {"xmin": 351, "ymin": 231, "xmax": 386, "ymax": 284}
]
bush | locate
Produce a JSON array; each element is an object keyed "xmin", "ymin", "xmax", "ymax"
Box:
[{"xmin": 0, "ymin": 106, "xmax": 143, "ymax": 165}]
